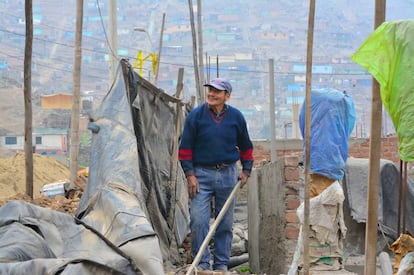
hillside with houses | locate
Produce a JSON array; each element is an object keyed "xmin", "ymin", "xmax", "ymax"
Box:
[{"xmin": 0, "ymin": 0, "xmax": 412, "ymax": 147}]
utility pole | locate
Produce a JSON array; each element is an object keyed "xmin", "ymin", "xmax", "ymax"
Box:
[
  {"xmin": 24, "ymin": 0, "xmax": 34, "ymax": 199},
  {"xmin": 197, "ymin": 0, "xmax": 205, "ymax": 101},
  {"xmin": 188, "ymin": 0, "xmax": 202, "ymax": 105},
  {"xmin": 364, "ymin": 0, "xmax": 386, "ymax": 274},
  {"xmin": 69, "ymin": 0, "xmax": 83, "ymax": 188},
  {"xmin": 108, "ymin": 0, "xmax": 118, "ymax": 86},
  {"xmin": 154, "ymin": 13, "xmax": 166, "ymax": 86},
  {"xmin": 269, "ymin": 59, "xmax": 276, "ymax": 162}
]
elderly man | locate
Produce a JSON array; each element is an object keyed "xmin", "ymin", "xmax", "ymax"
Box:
[{"xmin": 179, "ymin": 78, "xmax": 254, "ymax": 272}]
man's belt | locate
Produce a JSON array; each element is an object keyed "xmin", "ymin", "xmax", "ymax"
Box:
[{"xmin": 197, "ymin": 163, "xmax": 233, "ymax": 169}]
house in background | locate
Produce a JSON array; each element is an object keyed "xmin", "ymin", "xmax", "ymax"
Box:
[
  {"xmin": 41, "ymin": 93, "xmax": 73, "ymax": 109},
  {"xmin": 0, "ymin": 128, "xmax": 69, "ymax": 156}
]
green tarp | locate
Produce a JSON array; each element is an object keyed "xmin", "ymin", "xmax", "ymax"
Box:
[{"xmin": 351, "ymin": 19, "xmax": 414, "ymax": 161}]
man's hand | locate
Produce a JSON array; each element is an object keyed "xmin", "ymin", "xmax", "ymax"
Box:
[
  {"xmin": 186, "ymin": 175, "xmax": 199, "ymax": 198},
  {"xmin": 238, "ymin": 172, "xmax": 250, "ymax": 188}
]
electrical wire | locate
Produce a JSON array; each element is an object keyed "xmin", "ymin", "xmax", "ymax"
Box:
[
  {"xmin": 0, "ymin": 7, "xmax": 372, "ymax": 78},
  {"xmin": 95, "ymin": 0, "xmax": 119, "ymax": 63}
]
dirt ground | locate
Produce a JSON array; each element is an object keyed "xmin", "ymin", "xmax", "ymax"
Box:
[
  {"xmin": 0, "ymin": 85, "xmax": 87, "ymax": 214},
  {"xmin": 0, "ymin": 152, "xmax": 69, "ymax": 199},
  {"xmin": 0, "ymin": 152, "xmax": 85, "ymax": 215}
]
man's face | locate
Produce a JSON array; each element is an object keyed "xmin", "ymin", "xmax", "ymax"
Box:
[{"xmin": 206, "ymin": 87, "xmax": 230, "ymax": 107}]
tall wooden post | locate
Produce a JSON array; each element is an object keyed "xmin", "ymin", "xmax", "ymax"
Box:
[
  {"xmin": 24, "ymin": 0, "xmax": 34, "ymax": 199},
  {"xmin": 303, "ymin": 0, "xmax": 316, "ymax": 273},
  {"xmin": 69, "ymin": 0, "xmax": 83, "ymax": 187},
  {"xmin": 269, "ymin": 59, "xmax": 276, "ymax": 162},
  {"xmin": 108, "ymin": 0, "xmax": 118, "ymax": 85},
  {"xmin": 154, "ymin": 13, "xmax": 165, "ymax": 86},
  {"xmin": 188, "ymin": 0, "xmax": 202, "ymax": 105},
  {"xmin": 197, "ymin": 0, "xmax": 205, "ymax": 98},
  {"xmin": 364, "ymin": 1, "xmax": 386, "ymax": 274}
]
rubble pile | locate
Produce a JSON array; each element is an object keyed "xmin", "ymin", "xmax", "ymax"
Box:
[
  {"xmin": 0, "ymin": 193, "xmax": 81, "ymax": 215},
  {"xmin": 0, "ymin": 152, "xmax": 85, "ymax": 215}
]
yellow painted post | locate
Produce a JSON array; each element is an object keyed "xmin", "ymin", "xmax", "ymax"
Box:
[
  {"xmin": 132, "ymin": 51, "xmax": 157, "ymax": 77},
  {"xmin": 151, "ymin": 53, "xmax": 158, "ymax": 76},
  {"xmin": 132, "ymin": 51, "xmax": 142, "ymax": 72}
]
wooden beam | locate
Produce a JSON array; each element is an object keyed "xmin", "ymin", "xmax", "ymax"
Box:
[{"xmin": 364, "ymin": 0, "xmax": 386, "ymax": 274}]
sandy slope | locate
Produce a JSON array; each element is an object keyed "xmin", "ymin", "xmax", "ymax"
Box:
[{"xmin": 0, "ymin": 152, "xmax": 70, "ymax": 199}]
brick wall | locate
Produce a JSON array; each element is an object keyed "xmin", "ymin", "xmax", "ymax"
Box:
[
  {"xmin": 348, "ymin": 137, "xmax": 402, "ymax": 164},
  {"xmin": 252, "ymin": 136, "xmax": 404, "ymax": 269},
  {"xmin": 253, "ymin": 136, "xmax": 403, "ymax": 168},
  {"xmin": 283, "ymin": 156, "xmax": 301, "ymax": 268}
]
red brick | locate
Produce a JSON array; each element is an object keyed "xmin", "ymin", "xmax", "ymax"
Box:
[
  {"xmin": 285, "ymin": 225, "xmax": 300, "ymax": 240},
  {"xmin": 285, "ymin": 211, "xmax": 299, "ymax": 223},
  {"xmin": 286, "ymin": 196, "xmax": 300, "ymax": 210},
  {"xmin": 285, "ymin": 167, "xmax": 299, "ymax": 181}
]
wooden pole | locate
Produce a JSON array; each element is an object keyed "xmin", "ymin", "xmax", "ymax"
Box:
[
  {"xmin": 154, "ymin": 13, "xmax": 165, "ymax": 86},
  {"xmin": 268, "ymin": 59, "xmax": 276, "ymax": 162},
  {"xmin": 402, "ymin": 161, "xmax": 408, "ymax": 232},
  {"xmin": 303, "ymin": 0, "xmax": 316, "ymax": 274},
  {"xmin": 108, "ymin": 0, "xmax": 118, "ymax": 85},
  {"xmin": 197, "ymin": 0, "xmax": 205, "ymax": 92},
  {"xmin": 168, "ymin": 68, "xmax": 184, "ymax": 229},
  {"xmin": 216, "ymin": 55, "xmax": 219, "ymax": 78},
  {"xmin": 188, "ymin": 0, "xmax": 202, "ymax": 105},
  {"xmin": 206, "ymin": 52, "xmax": 210, "ymax": 82},
  {"xmin": 364, "ymin": 1, "xmax": 386, "ymax": 274},
  {"xmin": 398, "ymin": 160, "xmax": 403, "ymax": 236},
  {"xmin": 24, "ymin": 0, "xmax": 34, "ymax": 199},
  {"xmin": 171, "ymin": 68, "xmax": 184, "ymax": 178},
  {"xmin": 69, "ymin": 0, "xmax": 83, "ymax": 187}
]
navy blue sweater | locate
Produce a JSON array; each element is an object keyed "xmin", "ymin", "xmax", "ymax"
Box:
[{"xmin": 179, "ymin": 103, "xmax": 254, "ymax": 176}]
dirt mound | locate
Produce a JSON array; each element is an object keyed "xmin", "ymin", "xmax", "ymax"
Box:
[
  {"xmin": 0, "ymin": 193, "xmax": 81, "ymax": 215},
  {"xmin": 0, "ymin": 152, "xmax": 87, "ymax": 215},
  {"xmin": 0, "ymin": 152, "xmax": 71, "ymax": 200}
]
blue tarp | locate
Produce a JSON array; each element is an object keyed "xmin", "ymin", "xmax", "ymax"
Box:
[{"xmin": 299, "ymin": 88, "xmax": 356, "ymax": 180}]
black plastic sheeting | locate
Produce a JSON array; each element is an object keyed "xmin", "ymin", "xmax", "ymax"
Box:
[
  {"xmin": 0, "ymin": 59, "xmax": 189, "ymax": 274},
  {"xmin": 0, "ymin": 201, "xmax": 139, "ymax": 274},
  {"xmin": 343, "ymin": 157, "xmax": 414, "ymax": 255},
  {"xmin": 126, "ymin": 59, "xmax": 190, "ymax": 255},
  {"xmin": 76, "ymin": 59, "xmax": 190, "ymax": 265}
]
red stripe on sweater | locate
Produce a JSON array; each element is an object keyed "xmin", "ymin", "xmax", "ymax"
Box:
[
  {"xmin": 240, "ymin": 149, "xmax": 253, "ymax": 160},
  {"xmin": 179, "ymin": 149, "xmax": 193, "ymax": 160}
]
